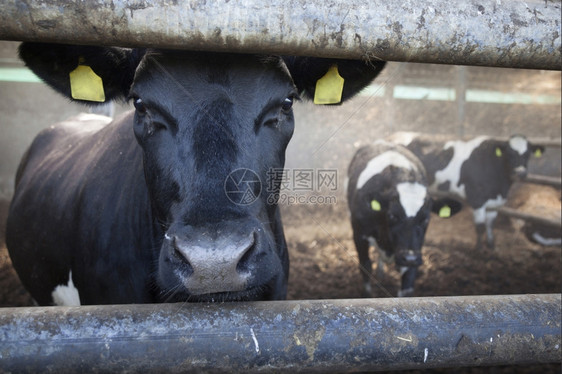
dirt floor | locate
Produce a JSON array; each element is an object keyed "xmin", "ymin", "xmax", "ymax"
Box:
[
  {"xmin": 283, "ymin": 183, "xmax": 561, "ymax": 301},
  {"xmin": 1, "ymin": 182, "xmax": 560, "ymax": 373}
]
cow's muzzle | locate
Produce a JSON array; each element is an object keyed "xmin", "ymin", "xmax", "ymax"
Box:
[
  {"xmin": 512, "ymin": 166, "xmax": 527, "ymax": 181},
  {"xmin": 395, "ymin": 249, "xmax": 422, "ymax": 267},
  {"xmin": 158, "ymin": 219, "xmax": 279, "ymax": 299},
  {"xmin": 168, "ymin": 230, "xmax": 254, "ymax": 295}
]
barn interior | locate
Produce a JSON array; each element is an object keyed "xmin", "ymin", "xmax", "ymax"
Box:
[{"xmin": 0, "ymin": 38, "xmax": 560, "ymax": 373}]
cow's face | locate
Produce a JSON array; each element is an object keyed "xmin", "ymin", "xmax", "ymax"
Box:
[
  {"xmin": 129, "ymin": 52, "xmax": 296, "ymax": 301},
  {"xmin": 496, "ymin": 135, "xmax": 544, "ymax": 181},
  {"xmin": 18, "ymin": 43, "xmax": 385, "ymax": 302},
  {"xmin": 372, "ymin": 182, "xmax": 431, "ymax": 268}
]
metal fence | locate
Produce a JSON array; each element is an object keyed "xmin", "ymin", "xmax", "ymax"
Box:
[
  {"xmin": 0, "ymin": 1, "xmax": 560, "ymax": 372},
  {"xmin": 1, "ymin": 295, "xmax": 560, "ymax": 373},
  {"xmin": 0, "ymin": 0, "xmax": 560, "ymax": 70}
]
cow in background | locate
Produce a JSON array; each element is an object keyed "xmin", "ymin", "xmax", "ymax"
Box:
[
  {"xmin": 6, "ymin": 43, "xmax": 385, "ymax": 305},
  {"xmin": 389, "ymin": 132, "xmax": 545, "ymax": 249},
  {"xmin": 347, "ymin": 141, "xmax": 460, "ymax": 297}
]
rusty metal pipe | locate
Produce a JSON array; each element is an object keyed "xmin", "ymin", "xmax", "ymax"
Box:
[
  {"xmin": 0, "ymin": 0, "xmax": 560, "ymax": 70},
  {"xmin": 489, "ymin": 206, "xmax": 561, "ymax": 228},
  {"xmin": 523, "ymin": 174, "xmax": 562, "ymax": 189},
  {"xmin": 0, "ymin": 294, "xmax": 560, "ymax": 373}
]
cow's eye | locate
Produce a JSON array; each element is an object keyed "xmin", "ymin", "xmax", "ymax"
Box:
[
  {"xmin": 281, "ymin": 96, "xmax": 293, "ymax": 112},
  {"xmin": 133, "ymin": 98, "xmax": 147, "ymax": 114}
]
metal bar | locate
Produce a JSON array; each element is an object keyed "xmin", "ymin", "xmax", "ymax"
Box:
[
  {"xmin": 524, "ymin": 174, "xmax": 562, "ymax": 188},
  {"xmin": 489, "ymin": 206, "xmax": 561, "ymax": 228},
  {"xmin": 0, "ymin": 294, "xmax": 560, "ymax": 373},
  {"xmin": 492, "ymin": 137, "xmax": 562, "ymax": 148},
  {"xmin": 0, "ymin": 0, "xmax": 560, "ymax": 70},
  {"xmin": 534, "ymin": 139, "xmax": 562, "ymax": 148},
  {"xmin": 456, "ymin": 66, "xmax": 467, "ymax": 137}
]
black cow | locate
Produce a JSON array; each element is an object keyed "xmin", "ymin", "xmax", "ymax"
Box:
[
  {"xmin": 347, "ymin": 141, "xmax": 460, "ymax": 297},
  {"xmin": 6, "ymin": 43, "xmax": 384, "ymax": 306},
  {"xmin": 389, "ymin": 132, "xmax": 545, "ymax": 249}
]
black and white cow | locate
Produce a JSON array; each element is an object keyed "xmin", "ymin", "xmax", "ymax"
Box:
[
  {"xmin": 347, "ymin": 141, "xmax": 460, "ymax": 297},
  {"xmin": 389, "ymin": 132, "xmax": 545, "ymax": 249},
  {"xmin": 6, "ymin": 43, "xmax": 385, "ymax": 306}
]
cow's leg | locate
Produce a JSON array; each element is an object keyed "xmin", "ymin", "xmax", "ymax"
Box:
[
  {"xmin": 475, "ymin": 224, "xmax": 486, "ymax": 249},
  {"xmin": 473, "ymin": 206, "xmax": 486, "ymax": 249},
  {"xmin": 366, "ymin": 237, "xmax": 389, "ymax": 281},
  {"xmin": 376, "ymin": 253, "xmax": 386, "ymax": 281},
  {"xmin": 354, "ymin": 232, "xmax": 373, "ymax": 297},
  {"xmin": 485, "ymin": 210, "xmax": 498, "ymax": 249},
  {"xmin": 398, "ymin": 266, "xmax": 418, "ymax": 297}
]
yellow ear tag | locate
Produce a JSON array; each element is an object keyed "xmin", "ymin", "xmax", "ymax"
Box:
[
  {"xmin": 69, "ymin": 64, "xmax": 105, "ymax": 102},
  {"xmin": 438, "ymin": 205, "xmax": 451, "ymax": 218},
  {"xmin": 371, "ymin": 199, "xmax": 381, "ymax": 211},
  {"xmin": 495, "ymin": 147, "xmax": 502, "ymax": 157},
  {"xmin": 314, "ymin": 65, "xmax": 344, "ymax": 105},
  {"xmin": 534, "ymin": 148, "xmax": 542, "ymax": 158}
]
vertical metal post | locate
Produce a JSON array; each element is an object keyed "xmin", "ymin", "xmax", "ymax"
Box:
[{"xmin": 456, "ymin": 66, "xmax": 467, "ymax": 137}]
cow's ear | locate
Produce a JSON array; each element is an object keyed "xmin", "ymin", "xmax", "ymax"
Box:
[
  {"xmin": 530, "ymin": 144, "xmax": 545, "ymax": 158},
  {"xmin": 283, "ymin": 56, "xmax": 385, "ymax": 104},
  {"xmin": 431, "ymin": 198, "xmax": 462, "ymax": 218},
  {"xmin": 19, "ymin": 43, "xmax": 144, "ymax": 105}
]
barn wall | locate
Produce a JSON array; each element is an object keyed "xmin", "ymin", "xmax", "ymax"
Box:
[
  {"xmin": 0, "ymin": 41, "xmax": 130, "ymax": 198},
  {"xmin": 1, "ymin": 40, "xmax": 560, "ymax": 199}
]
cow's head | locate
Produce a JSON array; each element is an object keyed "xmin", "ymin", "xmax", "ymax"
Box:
[
  {"xmin": 19, "ymin": 43, "xmax": 385, "ymax": 302},
  {"xmin": 354, "ymin": 144, "xmax": 461, "ymax": 296},
  {"xmin": 371, "ymin": 189, "xmax": 461, "ymax": 296},
  {"xmin": 371, "ymin": 184, "xmax": 428, "ymax": 266},
  {"xmin": 493, "ymin": 135, "xmax": 545, "ymax": 181}
]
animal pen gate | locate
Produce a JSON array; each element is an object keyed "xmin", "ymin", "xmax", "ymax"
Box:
[{"xmin": 0, "ymin": 0, "xmax": 560, "ymax": 372}]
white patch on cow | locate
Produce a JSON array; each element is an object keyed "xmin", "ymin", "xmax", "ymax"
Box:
[
  {"xmin": 509, "ymin": 136, "xmax": 528, "ymax": 155},
  {"xmin": 532, "ymin": 232, "xmax": 562, "ymax": 246},
  {"xmin": 473, "ymin": 206, "xmax": 486, "ymax": 225},
  {"xmin": 397, "ymin": 182, "xmax": 427, "ymax": 217},
  {"xmin": 76, "ymin": 112, "xmax": 112, "ymax": 121},
  {"xmin": 473, "ymin": 195, "xmax": 505, "ymax": 224},
  {"xmin": 367, "ymin": 236, "xmax": 378, "ymax": 248},
  {"xmin": 51, "ymin": 271, "xmax": 81, "ymax": 306},
  {"xmin": 433, "ymin": 136, "xmax": 489, "ymax": 199},
  {"xmin": 356, "ymin": 151, "xmax": 414, "ymax": 190},
  {"xmin": 485, "ymin": 211, "xmax": 498, "ymax": 240}
]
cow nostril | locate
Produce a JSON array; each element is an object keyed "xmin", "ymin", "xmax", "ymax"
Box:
[
  {"xmin": 170, "ymin": 235, "xmax": 189, "ymax": 263},
  {"xmin": 237, "ymin": 232, "xmax": 257, "ymax": 273},
  {"xmin": 513, "ymin": 167, "xmax": 527, "ymax": 179}
]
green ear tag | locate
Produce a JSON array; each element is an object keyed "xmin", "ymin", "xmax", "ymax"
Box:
[
  {"xmin": 438, "ymin": 205, "xmax": 451, "ymax": 218},
  {"xmin": 534, "ymin": 148, "xmax": 542, "ymax": 158},
  {"xmin": 314, "ymin": 65, "xmax": 344, "ymax": 105},
  {"xmin": 495, "ymin": 147, "xmax": 502, "ymax": 157},
  {"xmin": 371, "ymin": 199, "xmax": 381, "ymax": 211},
  {"xmin": 69, "ymin": 64, "xmax": 105, "ymax": 102}
]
